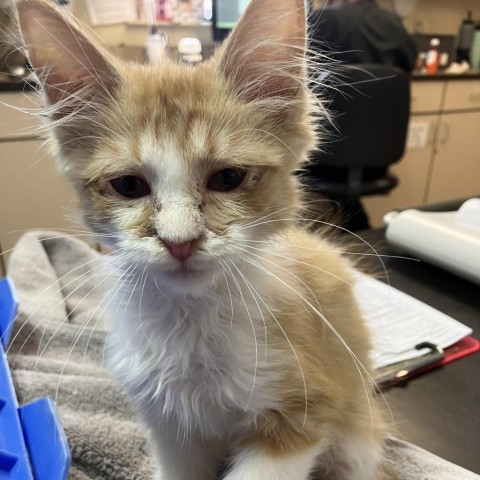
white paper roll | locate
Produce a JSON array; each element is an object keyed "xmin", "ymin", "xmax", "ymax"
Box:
[{"xmin": 385, "ymin": 207, "xmax": 480, "ymax": 285}]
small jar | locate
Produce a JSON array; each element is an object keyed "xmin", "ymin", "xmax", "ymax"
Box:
[{"xmin": 177, "ymin": 37, "xmax": 203, "ymax": 65}]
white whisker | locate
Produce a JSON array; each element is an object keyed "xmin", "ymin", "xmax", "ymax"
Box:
[
  {"xmin": 31, "ymin": 257, "xmax": 129, "ymax": 373},
  {"xmin": 240, "ymin": 217, "xmax": 390, "ymax": 285},
  {"xmin": 55, "ymin": 263, "xmax": 134, "ymax": 406},
  {"xmin": 220, "ymin": 259, "xmax": 258, "ymax": 409},
  {"xmin": 220, "ymin": 266, "xmax": 235, "ymax": 328},
  {"xmin": 231, "ymin": 257, "xmax": 309, "ymax": 428},
  {"xmin": 235, "ymin": 247, "xmax": 378, "ymax": 432},
  {"xmin": 5, "ymin": 250, "xmax": 123, "ymax": 362}
]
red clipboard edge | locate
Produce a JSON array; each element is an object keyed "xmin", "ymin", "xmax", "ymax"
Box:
[
  {"xmin": 437, "ymin": 336, "xmax": 480, "ymax": 366},
  {"xmin": 416, "ymin": 336, "xmax": 480, "ymax": 377}
]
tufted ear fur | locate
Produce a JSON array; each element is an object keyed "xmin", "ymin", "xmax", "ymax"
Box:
[
  {"xmin": 216, "ymin": 0, "xmax": 307, "ymax": 102},
  {"xmin": 16, "ymin": 0, "xmax": 119, "ymax": 150},
  {"xmin": 16, "ymin": 0, "xmax": 117, "ymax": 112}
]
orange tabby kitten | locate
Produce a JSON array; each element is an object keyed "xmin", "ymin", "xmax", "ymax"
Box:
[{"xmin": 16, "ymin": 0, "xmax": 384, "ymax": 478}]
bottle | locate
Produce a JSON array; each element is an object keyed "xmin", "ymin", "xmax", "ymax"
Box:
[
  {"xmin": 203, "ymin": 0, "xmax": 212, "ymax": 21},
  {"xmin": 470, "ymin": 24, "xmax": 480, "ymax": 70},
  {"xmin": 425, "ymin": 38, "xmax": 440, "ymax": 75},
  {"xmin": 456, "ymin": 11, "xmax": 475, "ymax": 62},
  {"xmin": 146, "ymin": 26, "xmax": 168, "ymax": 65},
  {"xmin": 177, "ymin": 37, "xmax": 203, "ymax": 65}
]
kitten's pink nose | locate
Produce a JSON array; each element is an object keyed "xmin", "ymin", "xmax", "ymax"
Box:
[{"xmin": 161, "ymin": 238, "xmax": 199, "ymax": 262}]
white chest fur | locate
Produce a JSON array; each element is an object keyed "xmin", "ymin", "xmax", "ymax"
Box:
[{"xmin": 106, "ymin": 272, "xmax": 282, "ymax": 438}]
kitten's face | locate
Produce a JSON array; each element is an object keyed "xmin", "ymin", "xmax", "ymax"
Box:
[
  {"xmin": 17, "ymin": 0, "xmax": 314, "ymax": 293},
  {"xmin": 75, "ymin": 64, "xmax": 309, "ymax": 291}
]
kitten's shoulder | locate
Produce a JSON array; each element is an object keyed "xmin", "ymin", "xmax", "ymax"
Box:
[{"xmin": 274, "ymin": 228, "xmax": 358, "ymax": 290}]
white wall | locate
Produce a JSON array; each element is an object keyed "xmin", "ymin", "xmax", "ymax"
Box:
[
  {"xmin": 72, "ymin": 0, "xmax": 213, "ymax": 49},
  {"xmin": 71, "ymin": 0, "xmax": 480, "ymax": 53},
  {"xmin": 313, "ymin": 0, "xmax": 480, "ymax": 36},
  {"xmin": 378, "ymin": 0, "xmax": 479, "ymax": 35}
]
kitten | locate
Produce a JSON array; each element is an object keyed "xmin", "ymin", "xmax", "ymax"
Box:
[{"xmin": 16, "ymin": 0, "xmax": 384, "ymax": 479}]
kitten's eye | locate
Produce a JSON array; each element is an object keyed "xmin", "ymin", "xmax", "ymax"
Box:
[
  {"xmin": 207, "ymin": 168, "xmax": 247, "ymax": 192},
  {"xmin": 110, "ymin": 176, "xmax": 151, "ymax": 199}
]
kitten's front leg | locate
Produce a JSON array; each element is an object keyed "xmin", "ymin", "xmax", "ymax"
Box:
[
  {"xmin": 222, "ymin": 441, "xmax": 327, "ymax": 480},
  {"xmin": 149, "ymin": 421, "xmax": 219, "ymax": 480},
  {"xmin": 223, "ymin": 436, "xmax": 383, "ymax": 480}
]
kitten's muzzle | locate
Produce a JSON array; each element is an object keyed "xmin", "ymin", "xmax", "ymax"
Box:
[{"xmin": 160, "ymin": 237, "xmax": 200, "ymax": 262}]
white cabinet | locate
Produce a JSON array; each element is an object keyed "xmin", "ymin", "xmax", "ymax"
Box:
[
  {"xmin": 442, "ymin": 80, "xmax": 480, "ymax": 111},
  {"xmin": 0, "ymin": 92, "xmax": 77, "ymax": 274},
  {"xmin": 364, "ymin": 78, "xmax": 480, "ymax": 228},
  {"xmin": 410, "ymin": 80, "xmax": 445, "ymax": 114},
  {"xmin": 427, "ymin": 111, "xmax": 480, "ymax": 202},
  {"xmin": 426, "ymin": 80, "xmax": 480, "ymax": 203}
]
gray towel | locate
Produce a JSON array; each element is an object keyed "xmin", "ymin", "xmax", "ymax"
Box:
[{"xmin": 6, "ymin": 231, "xmax": 479, "ymax": 480}]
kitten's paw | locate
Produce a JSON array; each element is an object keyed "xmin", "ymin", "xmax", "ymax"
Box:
[{"xmin": 223, "ymin": 441, "xmax": 326, "ymax": 480}]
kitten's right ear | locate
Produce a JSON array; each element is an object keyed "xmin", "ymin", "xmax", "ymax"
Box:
[
  {"xmin": 16, "ymin": 0, "xmax": 118, "ymax": 108},
  {"xmin": 215, "ymin": 0, "xmax": 307, "ymax": 103}
]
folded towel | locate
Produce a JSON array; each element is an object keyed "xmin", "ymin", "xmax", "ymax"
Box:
[{"xmin": 6, "ymin": 231, "xmax": 479, "ymax": 479}]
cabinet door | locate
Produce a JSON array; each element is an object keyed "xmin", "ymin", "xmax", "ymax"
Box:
[
  {"xmin": 411, "ymin": 81, "xmax": 445, "ymax": 114},
  {"xmin": 443, "ymin": 80, "xmax": 480, "ymax": 112},
  {"xmin": 427, "ymin": 111, "xmax": 480, "ymax": 203},
  {"xmin": 363, "ymin": 115, "xmax": 437, "ymax": 228},
  {"xmin": 0, "ymin": 140, "xmax": 77, "ymax": 268}
]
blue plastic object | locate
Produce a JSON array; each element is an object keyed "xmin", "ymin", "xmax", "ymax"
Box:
[
  {"xmin": 0, "ymin": 277, "xmax": 71, "ymax": 480},
  {"xmin": 0, "ymin": 278, "xmax": 17, "ymax": 349}
]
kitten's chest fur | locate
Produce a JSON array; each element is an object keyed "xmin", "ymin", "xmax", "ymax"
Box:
[{"xmin": 107, "ymin": 276, "xmax": 281, "ymax": 437}]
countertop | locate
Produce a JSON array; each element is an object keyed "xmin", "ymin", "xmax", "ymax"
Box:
[
  {"xmin": 412, "ymin": 70, "xmax": 480, "ymax": 81},
  {"xmin": 3, "ymin": 69, "xmax": 480, "ymax": 94}
]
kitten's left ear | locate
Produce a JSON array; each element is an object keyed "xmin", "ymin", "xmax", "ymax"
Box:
[
  {"xmin": 16, "ymin": 0, "xmax": 118, "ymax": 109},
  {"xmin": 215, "ymin": 0, "xmax": 307, "ymax": 102}
]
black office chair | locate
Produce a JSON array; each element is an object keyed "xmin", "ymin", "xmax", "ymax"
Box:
[{"xmin": 303, "ymin": 64, "xmax": 411, "ymax": 230}]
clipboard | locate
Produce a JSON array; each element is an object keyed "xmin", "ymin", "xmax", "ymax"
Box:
[
  {"xmin": 355, "ymin": 274, "xmax": 474, "ymax": 370},
  {"xmin": 375, "ymin": 337, "xmax": 480, "ymax": 389}
]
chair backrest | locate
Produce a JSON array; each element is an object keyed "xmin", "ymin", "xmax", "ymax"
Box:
[{"xmin": 312, "ymin": 64, "xmax": 411, "ymax": 170}]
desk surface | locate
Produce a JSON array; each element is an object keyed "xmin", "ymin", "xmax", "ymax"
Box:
[{"xmin": 356, "ymin": 229, "xmax": 480, "ymax": 474}]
